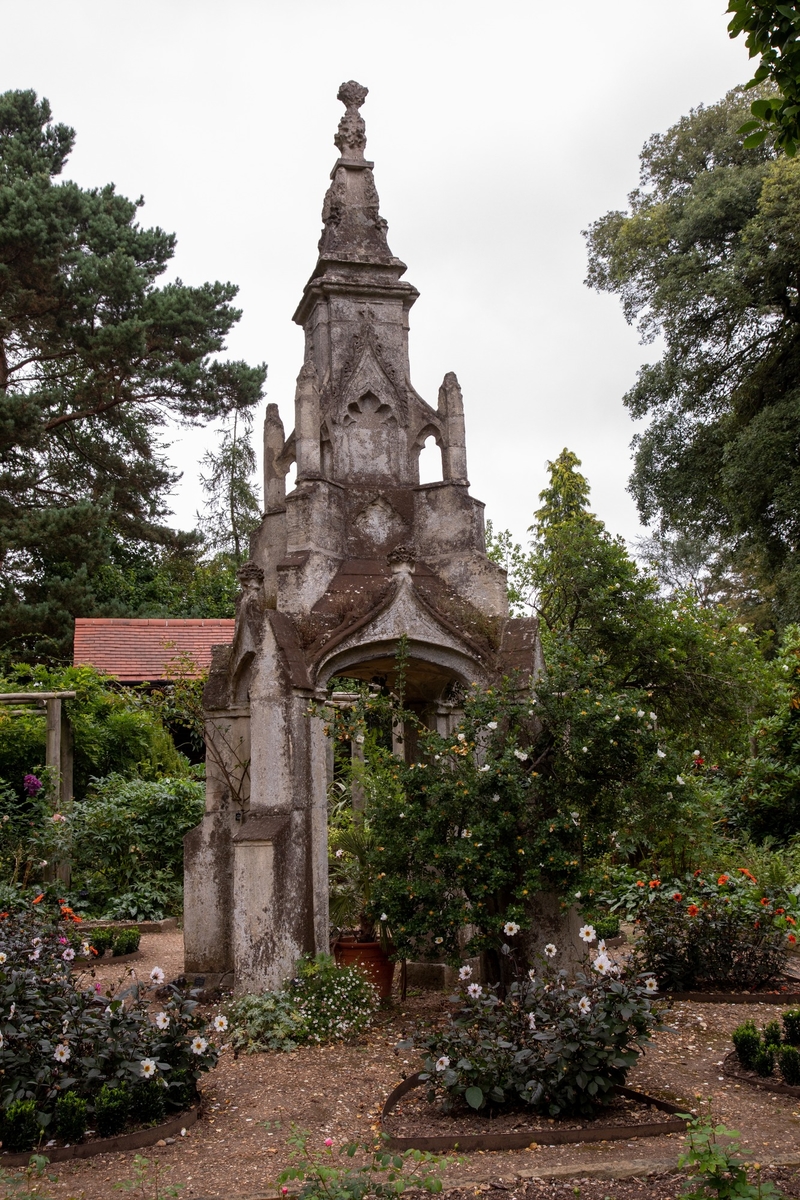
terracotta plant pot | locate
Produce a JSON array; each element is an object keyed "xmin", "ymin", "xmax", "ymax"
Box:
[{"xmin": 334, "ymin": 938, "xmax": 395, "ymax": 999}]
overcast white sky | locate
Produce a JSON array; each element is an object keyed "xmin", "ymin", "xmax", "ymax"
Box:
[{"xmin": 6, "ymin": 1, "xmax": 753, "ymax": 550}]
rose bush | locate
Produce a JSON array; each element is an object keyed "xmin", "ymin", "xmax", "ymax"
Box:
[
  {"xmin": 414, "ymin": 938, "xmax": 661, "ymax": 1117},
  {"xmin": 609, "ymin": 869, "xmax": 799, "ymax": 991}
]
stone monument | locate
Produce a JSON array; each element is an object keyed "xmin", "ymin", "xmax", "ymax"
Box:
[{"xmin": 184, "ymin": 82, "xmax": 542, "ymax": 993}]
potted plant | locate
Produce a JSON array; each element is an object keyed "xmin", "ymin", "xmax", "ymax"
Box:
[{"xmin": 329, "ymin": 824, "xmax": 395, "ymax": 998}]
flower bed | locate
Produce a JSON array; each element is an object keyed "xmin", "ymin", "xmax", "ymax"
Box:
[
  {"xmin": 0, "ymin": 900, "xmax": 223, "ymax": 1152},
  {"xmin": 407, "ymin": 932, "xmax": 661, "ymax": 1120},
  {"xmin": 609, "ymin": 869, "xmax": 799, "ymax": 991}
]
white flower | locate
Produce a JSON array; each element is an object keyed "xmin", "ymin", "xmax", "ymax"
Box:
[
  {"xmin": 458, "ymin": 965, "xmax": 473, "ymax": 980},
  {"xmin": 62, "ymin": 947, "xmax": 75, "ymax": 961},
  {"xmin": 676, "ymin": 775, "xmax": 686, "ymax": 786},
  {"xmin": 213, "ymin": 1014, "xmax": 229, "ymax": 1032},
  {"xmin": 140, "ymin": 1058, "xmax": 157, "ymax": 1078},
  {"xmin": 574, "ymin": 891, "xmax": 582, "ymax": 899},
  {"xmin": 649, "ymin": 712, "xmax": 657, "ymax": 721},
  {"xmin": 54, "ymin": 1043, "xmax": 71, "ymax": 1063},
  {"xmin": 739, "ymin": 625, "xmax": 748, "ymax": 633},
  {"xmin": 150, "ymin": 967, "xmax": 165, "ymax": 985},
  {"xmin": 513, "ymin": 749, "xmax": 527, "ymax": 761},
  {"xmin": 503, "ymin": 921, "xmax": 520, "ymax": 936},
  {"xmin": 645, "ymin": 977, "xmax": 658, "ymax": 993},
  {"xmin": 190, "ymin": 1036, "xmax": 208, "ymax": 1055},
  {"xmin": 81, "ymin": 941, "xmax": 91, "ymax": 956},
  {"xmin": 457, "ymin": 733, "xmax": 466, "ymax": 742},
  {"xmin": 527, "ymin": 1012, "xmax": 536, "ymax": 1029},
  {"xmin": 461, "ymin": 828, "xmax": 471, "ymax": 838},
  {"xmin": 578, "ymin": 924, "xmax": 596, "ymax": 943},
  {"xmin": 597, "ymin": 939, "xmax": 606, "ymax": 954},
  {"xmin": 592, "ymin": 953, "xmax": 613, "ymax": 975},
  {"xmin": 637, "ymin": 709, "xmax": 645, "ymax": 717},
  {"xmin": 467, "ymin": 982, "xmax": 483, "ymax": 998},
  {"xmin": 335, "ymin": 848, "xmax": 344, "ymax": 858},
  {"xmin": 614, "ymin": 714, "xmax": 620, "ymax": 722},
  {"xmin": 31, "ymin": 938, "xmax": 41, "ymax": 947},
  {"xmin": 578, "ymin": 996, "xmax": 592, "ymax": 1015},
  {"xmin": 9, "ymin": 1003, "xmax": 15, "ymax": 1018},
  {"xmin": 544, "ymin": 943, "xmax": 557, "ymax": 958},
  {"xmin": 692, "ymin": 750, "xmax": 701, "ymax": 758},
  {"xmin": 487, "ymin": 721, "xmax": 498, "ymax": 731},
  {"xmin": 491, "ymin": 793, "xmax": 500, "ymax": 803},
  {"xmin": 380, "ymin": 913, "xmax": 388, "ymax": 922},
  {"xmin": 479, "ymin": 764, "xmax": 491, "ymax": 772},
  {"xmin": 527, "ymin": 968, "xmax": 536, "ymax": 982},
  {"xmin": 434, "ymin": 936, "xmax": 443, "ymax": 945},
  {"xmin": 355, "ymin": 734, "xmax": 365, "ymax": 744},
  {"xmin": 0, "ymin": 952, "xmax": 7, "ymax": 965},
  {"xmin": 435, "ymin": 1055, "xmax": 450, "ymax": 1072},
  {"xmin": 29, "ymin": 947, "xmax": 41, "ymax": 962},
  {"xmin": 656, "ymin": 749, "xmax": 666, "ymax": 759},
  {"xmin": 154, "ymin": 1012, "xmax": 170, "ymax": 1030},
  {"xmin": 582, "ymin": 745, "xmax": 588, "ymax": 753},
  {"xmin": 0, "ymin": 1033, "xmax": 3, "ymax": 1048}
]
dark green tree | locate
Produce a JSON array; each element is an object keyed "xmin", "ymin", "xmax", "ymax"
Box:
[
  {"xmin": 0, "ymin": 90, "xmax": 266, "ymax": 659},
  {"xmin": 584, "ymin": 86, "xmax": 800, "ymax": 627}
]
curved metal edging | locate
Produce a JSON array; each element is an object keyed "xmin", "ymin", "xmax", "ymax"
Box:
[
  {"xmin": 667, "ymin": 991, "xmax": 800, "ymax": 1005},
  {"xmin": 380, "ymin": 1072, "xmax": 686, "ymax": 1152},
  {"xmin": 0, "ymin": 1106, "xmax": 198, "ymax": 1167},
  {"xmin": 722, "ymin": 1049, "xmax": 800, "ymax": 1098}
]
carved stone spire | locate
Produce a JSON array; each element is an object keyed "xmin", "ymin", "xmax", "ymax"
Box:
[{"xmin": 315, "ymin": 80, "xmax": 398, "ymax": 268}]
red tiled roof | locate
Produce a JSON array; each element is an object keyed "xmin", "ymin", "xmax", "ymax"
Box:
[{"xmin": 73, "ymin": 618, "xmax": 235, "ymax": 682}]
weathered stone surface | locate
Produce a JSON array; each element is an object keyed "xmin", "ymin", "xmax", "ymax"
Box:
[{"xmin": 184, "ymin": 81, "xmax": 543, "ymax": 993}]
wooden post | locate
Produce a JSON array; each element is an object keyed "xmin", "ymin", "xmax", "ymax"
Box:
[{"xmin": 45, "ymin": 697, "xmax": 61, "ymax": 797}]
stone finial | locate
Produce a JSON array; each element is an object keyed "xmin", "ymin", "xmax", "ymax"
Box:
[
  {"xmin": 387, "ymin": 544, "xmax": 417, "ymax": 573},
  {"xmin": 237, "ymin": 561, "xmax": 265, "ymax": 590},
  {"xmin": 334, "ymin": 80, "xmax": 369, "ymax": 159}
]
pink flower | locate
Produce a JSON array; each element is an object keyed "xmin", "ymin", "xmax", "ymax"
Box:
[
  {"xmin": 94, "ymin": 982, "xmax": 102, "ymax": 993},
  {"xmin": 324, "ymin": 1138, "xmax": 333, "ymax": 1147}
]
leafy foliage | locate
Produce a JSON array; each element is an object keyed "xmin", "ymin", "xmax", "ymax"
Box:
[
  {"xmin": 0, "ymin": 89, "xmax": 266, "ymax": 660},
  {"xmin": 227, "ymin": 953, "xmax": 380, "ymax": 1054},
  {"xmin": 728, "ymin": 1, "xmax": 800, "ymax": 155},
  {"xmin": 198, "ymin": 406, "xmax": 261, "ymax": 565},
  {"xmin": 277, "ymin": 1128, "xmax": 449, "ymax": 1200},
  {"xmin": 678, "ymin": 1102, "xmax": 785, "ymax": 1199},
  {"xmin": 584, "ymin": 86, "xmax": 800, "ymax": 626},
  {"xmin": 416, "ymin": 945, "xmax": 660, "ymax": 1117}
]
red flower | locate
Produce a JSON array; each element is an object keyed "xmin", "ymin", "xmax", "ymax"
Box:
[
  {"xmin": 673, "ymin": 892, "xmax": 683, "ymax": 901},
  {"xmin": 760, "ymin": 897, "xmax": 771, "ymax": 907},
  {"xmin": 687, "ymin": 904, "xmax": 700, "ymax": 917},
  {"xmin": 649, "ymin": 880, "xmax": 661, "ymax": 889},
  {"xmin": 789, "ymin": 934, "xmax": 797, "ymax": 945},
  {"xmin": 787, "ymin": 916, "xmax": 796, "ymax": 926},
  {"xmin": 738, "ymin": 868, "xmax": 757, "ymax": 883},
  {"xmin": 776, "ymin": 908, "xmax": 785, "ymax": 914},
  {"xmin": 32, "ymin": 893, "xmax": 44, "ymax": 904},
  {"xmin": 717, "ymin": 875, "xmax": 730, "ymax": 886},
  {"xmin": 636, "ymin": 881, "xmax": 645, "ymax": 888},
  {"xmin": 693, "ymin": 757, "xmax": 705, "ymax": 766},
  {"xmin": 694, "ymin": 869, "xmax": 703, "ymax": 877},
  {"xmin": 0, "ymin": 912, "xmax": 8, "ymax": 920}
]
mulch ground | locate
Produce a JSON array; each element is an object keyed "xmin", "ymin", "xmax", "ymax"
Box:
[{"xmin": 5, "ymin": 933, "xmax": 800, "ymax": 1200}]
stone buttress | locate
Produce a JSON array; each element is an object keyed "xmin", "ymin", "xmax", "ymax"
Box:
[{"xmin": 183, "ymin": 82, "xmax": 543, "ymax": 992}]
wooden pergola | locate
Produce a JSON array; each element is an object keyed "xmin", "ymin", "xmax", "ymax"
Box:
[{"xmin": 0, "ymin": 691, "xmax": 76, "ymax": 808}]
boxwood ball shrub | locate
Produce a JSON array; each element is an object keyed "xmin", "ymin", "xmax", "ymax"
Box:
[
  {"xmin": 764, "ymin": 1019, "xmax": 782, "ymax": 1047},
  {"xmin": 417, "ymin": 939, "xmax": 662, "ymax": 1118},
  {"xmin": 732, "ymin": 1020, "xmax": 762, "ymax": 1070},
  {"xmin": 2, "ymin": 1098, "xmax": 39, "ymax": 1152},
  {"xmin": 228, "ymin": 953, "xmax": 379, "ymax": 1054},
  {"xmin": 754, "ymin": 1044, "xmax": 776, "ymax": 1077},
  {"xmin": 0, "ymin": 901, "xmax": 225, "ymax": 1139},
  {"xmin": 89, "ymin": 927, "xmax": 115, "ymax": 957},
  {"xmin": 111, "ymin": 927, "xmax": 141, "ymax": 956},
  {"xmin": 778, "ymin": 1045, "xmax": 800, "ymax": 1087},
  {"xmin": 783, "ymin": 1008, "xmax": 800, "ymax": 1046},
  {"xmin": 55, "ymin": 1092, "xmax": 88, "ymax": 1143}
]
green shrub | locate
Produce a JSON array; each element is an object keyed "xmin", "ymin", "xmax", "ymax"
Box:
[
  {"xmin": 128, "ymin": 1080, "xmax": 165, "ymax": 1126},
  {"xmin": 94, "ymin": 1084, "xmax": 129, "ymax": 1138},
  {"xmin": 754, "ymin": 1045, "xmax": 775, "ymax": 1077},
  {"xmin": 3, "ymin": 1098, "xmax": 39, "ymax": 1152},
  {"xmin": 418, "ymin": 947, "xmax": 661, "ymax": 1117},
  {"xmin": 783, "ymin": 1008, "xmax": 800, "ymax": 1046},
  {"xmin": 764, "ymin": 1018, "xmax": 783, "ymax": 1047},
  {"xmin": 112, "ymin": 927, "xmax": 141, "ymax": 956},
  {"xmin": 102, "ymin": 874, "xmax": 182, "ymax": 922},
  {"xmin": 89, "ymin": 926, "xmax": 114, "ymax": 956},
  {"xmin": 732, "ymin": 1020, "xmax": 762, "ymax": 1070},
  {"xmin": 593, "ymin": 915, "xmax": 620, "ymax": 941},
  {"xmin": 55, "ymin": 1092, "xmax": 88, "ymax": 1143},
  {"xmin": 778, "ymin": 1045, "xmax": 800, "ymax": 1087},
  {"xmin": 228, "ymin": 953, "xmax": 380, "ymax": 1054}
]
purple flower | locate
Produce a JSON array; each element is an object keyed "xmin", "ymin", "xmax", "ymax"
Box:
[{"xmin": 23, "ymin": 775, "xmax": 43, "ymax": 797}]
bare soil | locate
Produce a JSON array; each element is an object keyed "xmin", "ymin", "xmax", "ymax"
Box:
[{"xmin": 6, "ymin": 934, "xmax": 800, "ymax": 1200}]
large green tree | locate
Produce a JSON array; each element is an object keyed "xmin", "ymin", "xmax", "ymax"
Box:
[
  {"xmin": 584, "ymin": 86, "xmax": 800, "ymax": 626},
  {"xmin": 0, "ymin": 90, "xmax": 266, "ymax": 659},
  {"xmin": 727, "ymin": 1, "xmax": 800, "ymax": 155}
]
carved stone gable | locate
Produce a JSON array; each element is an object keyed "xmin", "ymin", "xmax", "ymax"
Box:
[{"xmin": 354, "ymin": 496, "xmax": 406, "ymax": 544}]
